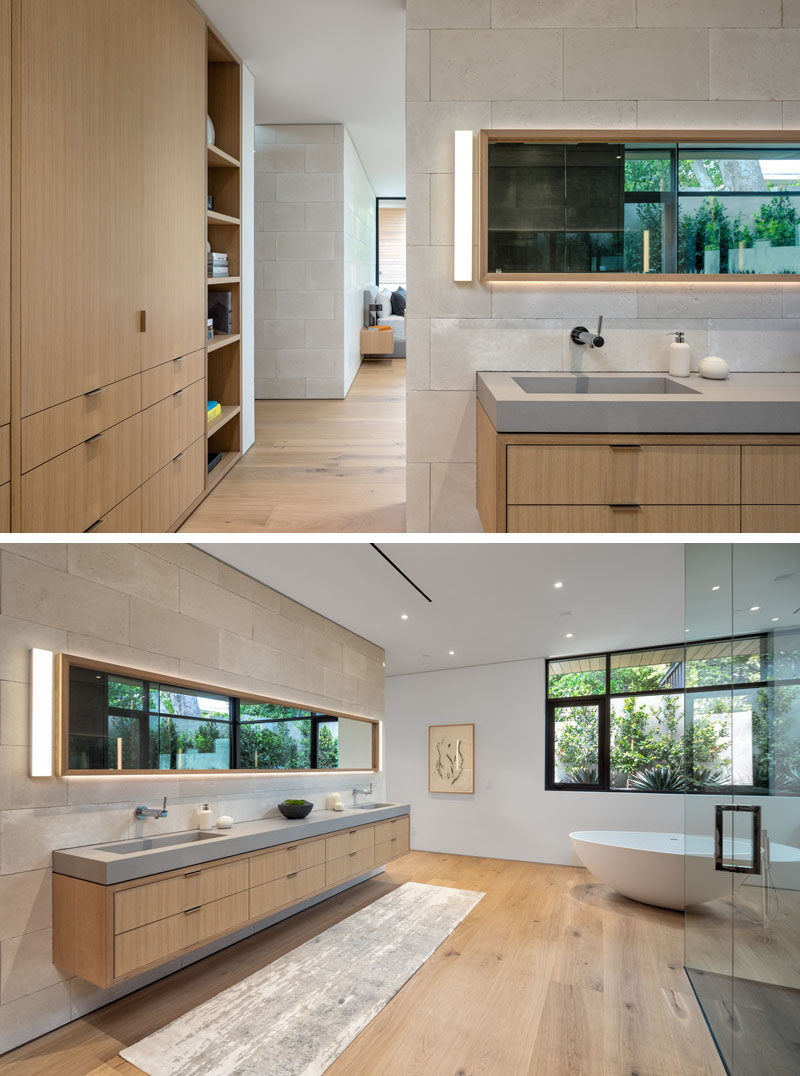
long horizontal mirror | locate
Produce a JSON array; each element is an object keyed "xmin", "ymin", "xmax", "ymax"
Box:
[
  {"xmin": 60, "ymin": 656, "xmax": 378, "ymax": 774},
  {"xmin": 480, "ymin": 131, "xmax": 800, "ymax": 280}
]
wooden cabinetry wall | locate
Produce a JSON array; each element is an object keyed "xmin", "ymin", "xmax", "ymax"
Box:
[{"xmin": 1, "ymin": 0, "xmax": 242, "ymax": 532}]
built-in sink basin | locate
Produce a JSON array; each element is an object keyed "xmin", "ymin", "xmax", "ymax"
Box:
[
  {"xmin": 96, "ymin": 831, "xmax": 225, "ymax": 855},
  {"xmin": 512, "ymin": 375, "xmax": 701, "ymax": 395},
  {"xmin": 351, "ymin": 802, "xmax": 397, "ymax": 809}
]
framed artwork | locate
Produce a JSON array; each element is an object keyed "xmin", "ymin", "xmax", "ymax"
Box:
[{"xmin": 428, "ymin": 723, "xmax": 475, "ymax": 794}]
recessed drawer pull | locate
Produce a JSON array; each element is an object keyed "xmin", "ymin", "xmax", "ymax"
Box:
[
  {"xmin": 173, "ymin": 388, "xmax": 184, "ymax": 397},
  {"xmin": 609, "ymin": 504, "xmax": 641, "ymax": 511},
  {"xmin": 349, "ymin": 851, "xmax": 358, "ymax": 857},
  {"xmin": 348, "ymin": 830, "xmax": 357, "ymax": 835},
  {"xmin": 84, "ymin": 432, "xmax": 103, "ymax": 446},
  {"xmin": 173, "ymin": 451, "xmax": 185, "ymax": 463},
  {"xmin": 85, "ymin": 386, "xmax": 104, "ymax": 397},
  {"xmin": 287, "ymin": 871, "xmax": 298, "ymax": 879},
  {"xmin": 84, "ymin": 518, "xmax": 104, "ymax": 532},
  {"xmin": 609, "ymin": 444, "xmax": 641, "ymax": 451},
  {"xmin": 286, "ymin": 845, "xmax": 298, "ymax": 852},
  {"xmin": 184, "ymin": 905, "xmax": 202, "ymax": 915},
  {"xmin": 390, "ymin": 836, "xmax": 398, "ymax": 842},
  {"xmin": 173, "ymin": 355, "xmax": 184, "ymax": 363},
  {"xmin": 184, "ymin": 870, "xmax": 202, "ymax": 878}
]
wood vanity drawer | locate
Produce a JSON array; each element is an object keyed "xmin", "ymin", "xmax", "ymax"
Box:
[
  {"xmin": 0, "ymin": 482, "xmax": 8, "ymax": 531},
  {"xmin": 325, "ymin": 825, "xmax": 375, "ymax": 862},
  {"xmin": 114, "ymin": 890, "xmax": 249, "ymax": 979},
  {"xmin": 506, "ymin": 444, "xmax": 740, "ymax": 506},
  {"xmin": 373, "ymin": 817, "xmax": 409, "ymax": 846},
  {"xmin": 141, "ymin": 434, "xmax": 204, "ymax": 532},
  {"xmin": 325, "ymin": 846, "xmax": 375, "ymax": 888},
  {"xmin": 114, "ymin": 859, "xmax": 249, "ymax": 934},
  {"xmin": 742, "ymin": 505, "xmax": 800, "ymax": 532},
  {"xmin": 85, "ymin": 488, "xmax": 142, "ymax": 533},
  {"xmin": 250, "ymin": 839, "xmax": 325, "ymax": 887},
  {"xmin": 741, "ymin": 447, "xmax": 800, "ymax": 505},
  {"xmin": 20, "ymin": 374, "xmax": 141, "ymax": 473},
  {"xmin": 141, "ymin": 349, "xmax": 204, "ymax": 410},
  {"xmin": 249, "ymin": 863, "xmax": 326, "ymax": 920},
  {"xmin": 508, "ymin": 505, "xmax": 740, "ymax": 533},
  {"xmin": 0, "ymin": 423, "xmax": 9, "ymax": 485},
  {"xmin": 19, "ymin": 412, "xmax": 142, "ymax": 532},
  {"xmin": 141, "ymin": 377, "xmax": 204, "ymax": 481}
]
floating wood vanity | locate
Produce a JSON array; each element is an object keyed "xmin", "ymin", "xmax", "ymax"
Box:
[{"xmin": 53, "ymin": 809, "xmax": 410, "ymax": 988}]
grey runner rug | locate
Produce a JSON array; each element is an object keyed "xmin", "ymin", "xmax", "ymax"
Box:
[{"xmin": 120, "ymin": 881, "xmax": 484, "ymax": 1076}]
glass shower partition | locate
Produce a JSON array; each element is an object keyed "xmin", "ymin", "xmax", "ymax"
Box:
[{"xmin": 684, "ymin": 543, "xmax": 800, "ymax": 1075}]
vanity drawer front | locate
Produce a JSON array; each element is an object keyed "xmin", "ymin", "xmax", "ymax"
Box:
[
  {"xmin": 141, "ymin": 377, "xmax": 204, "ymax": 481},
  {"xmin": 741, "ymin": 505, "xmax": 800, "ymax": 532},
  {"xmin": 140, "ymin": 434, "xmax": 205, "ymax": 532},
  {"xmin": 141, "ymin": 349, "xmax": 204, "ymax": 410},
  {"xmin": 325, "ymin": 846, "xmax": 374, "ymax": 888},
  {"xmin": 114, "ymin": 859, "xmax": 249, "ymax": 934},
  {"xmin": 114, "ymin": 890, "xmax": 249, "ymax": 979},
  {"xmin": 87, "ymin": 488, "xmax": 142, "ymax": 533},
  {"xmin": 249, "ymin": 863, "xmax": 326, "ymax": 920},
  {"xmin": 741, "ymin": 447, "xmax": 800, "ymax": 505},
  {"xmin": 507, "ymin": 445, "xmax": 740, "ymax": 506},
  {"xmin": 250, "ymin": 839, "xmax": 325, "ymax": 887},
  {"xmin": 0, "ymin": 482, "xmax": 8, "ymax": 531},
  {"xmin": 0, "ymin": 423, "xmax": 9, "ymax": 485},
  {"xmin": 373, "ymin": 817, "xmax": 409, "ymax": 846},
  {"xmin": 508, "ymin": 505, "xmax": 741, "ymax": 533},
  {"xmin": 325, "ymin": 826, "xmax": 375, "ymax": 862}
]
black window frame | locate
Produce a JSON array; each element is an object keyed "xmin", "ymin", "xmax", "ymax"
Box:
[
  {"xmin": 545, "ymin": 633, "xmax": 800, "ymax": 794},
  {"xmin": 375, "ymin": 195, "xmax": 406, "ymax": 288}
]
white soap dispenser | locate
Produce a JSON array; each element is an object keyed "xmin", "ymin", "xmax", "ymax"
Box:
[
  {"xmin": 667, "ymin": 331, "xmax": 691, "ymax": 377},
  {"xmin": 198, "ymin": 803, "xmax": 214, "ymax": 831}
]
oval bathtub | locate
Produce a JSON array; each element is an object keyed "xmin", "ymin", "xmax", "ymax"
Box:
[{"xmin": 570, "ymin": 830, "xmax": 800, "ymax": 911}]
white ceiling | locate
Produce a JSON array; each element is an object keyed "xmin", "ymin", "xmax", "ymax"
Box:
[
  {"xmin": 197, "ymin": 542, "xmax": 691, "ymax": 676},
  {"xmin": 196, "ymin": 0, "xmax": 406, "ymax": 196}
]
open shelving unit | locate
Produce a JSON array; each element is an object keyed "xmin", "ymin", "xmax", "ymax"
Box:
[{"xmin": 205, "ymin": 24, "xmax": 242, "ymax": 494}]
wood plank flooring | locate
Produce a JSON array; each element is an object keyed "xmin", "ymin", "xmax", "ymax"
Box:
[
  {"xmin": 0, "ymin": 852, "xmax": 726, "ymax": 1076},
  {"xmin": 180, "ymin": 358, "xmax": 406, "ymax": 533}
]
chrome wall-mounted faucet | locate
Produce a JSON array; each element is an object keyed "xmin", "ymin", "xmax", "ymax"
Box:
[
  {"xmin": 135, "ymin": 797, "xmax": 168, "ymax": 820},
  {"xmin": 352, "ymin": 782, "xmax": 373, "ymax": 806},
  {"xmin": 570, "ymin": 316, "xmax": 604, "ymax": 349}
]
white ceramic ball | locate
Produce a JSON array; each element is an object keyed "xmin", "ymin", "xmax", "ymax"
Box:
[
  {"xmin": 216, "ymin": 815, "xmax": 233, "ymax": 829},
  {"xmin": 207, "ymin": 114, "xmax": 216, "ymax": 146},
  {"xmin": 699, "ymin": 355, "xmax": 730, "ymax": 380}
]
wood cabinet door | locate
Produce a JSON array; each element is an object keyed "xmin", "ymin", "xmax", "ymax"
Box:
[
  {"xmin": 0, "ymin": 0, "xmax": 9, "ymax": 428},
  {"xmin": 139, "ymin": 0, "xmax": 206, "ymax": 371},
  {"xmin": 16, "ymin": 0, "xmax": 144, "ymax": 415}
]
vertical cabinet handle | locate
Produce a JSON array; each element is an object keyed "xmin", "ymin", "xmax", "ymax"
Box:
[
  {"xmin": 140, "ymin": 310, "xmax": 147, "ymax": 333},
  {"xmin": 714, "ymin": 804, "xmax": 761, "ymax": 874}
]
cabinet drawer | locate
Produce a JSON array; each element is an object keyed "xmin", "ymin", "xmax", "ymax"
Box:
[
  {"xmin": 141, "ymin": 435, "xmax": 204, "ymax": 532},
  {"xmin": 141, "ymin": 377, "xmax": 204, "ymax": 481},
  {"xmin": 507, "ymin": 445, "xmax": 740, "ymax": 506},
  {"xmin": 375, "ymin": 836, "xmax": 409, "ymax": 867},
  {"xmin": 142, "ymin": 349, "xmax": 204, "ymax": 410},
  {"xmin": 250, "ymin": 839, "xmax": 325, "ymax": 888},
  {"xmin": 20, "ymin": 374, "xmax": 141, "ymax": 473},
  {"xmin": 20, "ymin": 413, "xmax": 141, "ymax": 532},
  {"xmin": 325, "ymin": 826, "xmax": 375, "ymax": 862},
  {"xmin": 0, "ymin": 483, "xmax": 8, "ymax": 532},
  {"xmin": 742, "ymin": 505, "xmax": 800, "ymax": 532},
  {"xmin": 742, "ymin": 447, "xmax": 800, "ymax": 505},
  {"xmin": 114, "ymin": 859, "xmax": 249, "ymax": 935},
  {"xmin": 325, "ymin": 846, "xmax": 375, "ymax": 888},
  {"xmin": 114, "ymin": 890, "xmax": 249, "ymax": 980},
  {"xmin": 373, "ymin": 817, "xmax": 409, "ymax": 846},
  {"xmin": 249, "ymin": 863, "xmax": 326, "ymax": 921},
  {"xmin": 0, "ymin": 423, "xmax": 8, "ymax": 485},
  {"xmin": 508, "ymin": 505, "xmax": 740, "ymax": 533},
  {"xmin": 86, "ymin": 488, "xmax": 142, "ymax": 533}
]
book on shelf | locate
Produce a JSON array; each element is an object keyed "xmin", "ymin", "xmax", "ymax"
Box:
[
  {"xmin": 208, "ymin": 252, "xmax": 229, "ymax": 263},
  {"xmin": 207, "ymin": 400, "xmax": 222, "ymax": 422},
  {"xmin": 208, "ymin": 451, "xmax": 223, "ymax": 473},
  {"xmin": 208, "ymin": 267, "xmax": 231, "ymax": 278}
]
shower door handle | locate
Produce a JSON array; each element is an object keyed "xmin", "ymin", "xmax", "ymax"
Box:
[{"xmin": 714, "ymin": 804, "xmax": 761, "ymax": 874}]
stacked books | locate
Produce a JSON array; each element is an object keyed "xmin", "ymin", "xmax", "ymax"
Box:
[
  {"xmin": 208, "ymin": 251, "xmax": 229, "ymax": 278},
  {"xmin": 207, "ymin": 400, "xmax": 222, "ymax": 423}
]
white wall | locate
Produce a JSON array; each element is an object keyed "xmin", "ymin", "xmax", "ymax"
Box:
[
  {"xmin": 343, "ymin": 129, "xmax": 377, "ymax": 394},
  {"xmin": 385, "ymin": 658, "xmax": 682, "ymax": 865},
  {"xmin": 405, "ymin": 0, "xmax": 800, "ymax": 530},
  {"xmin": 240, "ymin": 65, "xmax": 256, "ymax": 452}
]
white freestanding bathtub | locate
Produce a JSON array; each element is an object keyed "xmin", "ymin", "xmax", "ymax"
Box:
[{"xmin": 570, "ymin": 830, "xmax": 800, "ymax": 911}]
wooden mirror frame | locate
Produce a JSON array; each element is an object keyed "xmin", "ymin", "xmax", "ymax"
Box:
[
  {"xmin": 56, "ymin": 654, "xmax": 380, "ymax": 776},
  {"xmin": 478, "ymin": 129, "xmax": 800, "ymax": 283}
]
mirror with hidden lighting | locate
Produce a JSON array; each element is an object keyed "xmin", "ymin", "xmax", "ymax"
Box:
[{"xmin": 480, "ymin": 130, "xmax": 800, "ymax": 281}]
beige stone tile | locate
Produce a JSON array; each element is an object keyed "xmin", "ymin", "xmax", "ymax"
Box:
[
  {"xmin": 430, "ymin": 318, "xmax": 562, "ymax": 389},
  {"xmin": 565, "ymin": 29, "xmax": 708, "ymax": 99},
  {"xmin": 280, "ymin": 652, "xmax": 325, "ymax": 696},
  {"xmin": 407, "ymin": 29, "xmax": 430, "ymax": 102},
  {"xmin": 0, "ymin": 869, "xmax": 51, "ymax": 942},
  {"xmin": 258, "ymin": 260, "xmax": 306, "ymax": 291},
  {"xmin": 567, "ymin": 319, "xmax": 708, "ymax": 373},
  {"xmin": 638, "ymin": 99, "xmax": 782, "ymax": 128},
  {"xmin": 254, "ymin": 144, "xmax": 305, "ymax": 172},
  {"xmin": 275, "ymin": 124, "xmax": 338, "ymax": 143},
  {"xmin": 176, "ymin": 661, "xmax": 283, "ymax": 704},
  {"xmin": 64, "ymin": 634, "xmax": 180, "ymax": 679},
  {"xmin": 260, "ymin": 202, "xmax": 305, "ymax": 231},
  {"xmin": 638, "ymin": 283, "xmax": 782, "ymax": 320},
  {"xmin": 255, "ymin": 125, "xmax": 276, "ymax": 145},
  {"xmin": 343, "ymin": 634, "xmax": 384, "ymax": 663},
  {"xmin": 407, "ymin": 390, "xmax": 476, "ymax": 464},
  {"xmin": 710, "ymin": 30, "xmax": 800, "ymax": 98},
  {"xmin": 1, "ymin": 554, "xmax": 129, "ymax": 645},
  {"xmin": 323, "ymin": 667, "xmax": 358, "ymax": 703},
  {"xmin": 707, "ymin": 319, "xmax": 800, "ymax": 370},
  {"xmin": 637, "ymin": 0, "xmax": 779, "ymax": 27},
  {"xmin": 429, "ymin": 169, "xmax": 479, "ymax": 249},
  {"xmin": 782, "ymin": 284, "xmax": 800, "ymax": 316},
  {"xmin": 406, "ymin": 317, "xmax": 431, "ymax": 391},
  {"xmin": 305, "ymin": 319, "xmax": 343, "ymax": 349},
  {"xmin": 355, "ymin": 679, "xmax": 385, "ymax": 717},
  {"xmin": 137, "ymin": 544, "xmax": 220, "ymax": 584},
  {"xmin": 0, "ymin": 544, "xmax": 67, "ymax": 570},
  {"xmin": 255, "ymin": 377, "xmax": 306, "ymax": 400},
  {"xmin": 0, "ymin": 747, "xmax": 67, "ymax": 810},
  {"xmin": 405, "ymin": 463, "xmax": 431, "ymax": 533},
  {"xmin": 278, "ymin": 595, "xmax": 330, "ymax": 635},
  {"xmin": 492, "ymin": 0, "xmax": 634, "ymax": 27},
  {"xmin": 67, "ymin": 544, "xmax": 179, "ymax": 610},
  {"xmin": 252, "ymin": 606, "xmax": 306, "ymax": 657},
  {"xmin": 406, "ymin": 246, "xmax": 492, "ymax": 320},
  {"xmin": 785, "ymin": 0, "xmax": 800, "ymax": 25},
  {"xmin": 276, "ymin": 348, "xmax": 335, "ymax": 379},
  {"xmin": 0, "ymin": 804, "xmax": 131, "ymax": 874},
  {"xmin": 130, "ymin": 600, "xmax": 219, "ymax": 667},
  {"xmin": 68, "ymin": 958, "xmax": 182, "ymax": 1020},
  {"xmin": 407, "ymin": 0, "xmax": 490, "ymax": 28},
  {"xmin": 179, "ymin": 570, "xmax": 253, "ymax": 638},
  {"xmin": 0, "ymin": 680, "xmax": 29, "ymax": 747},
  {"xmin": 217, "ymin": 565, "xmax": 281, "ymax": 612},
  {"xmin": 431, "ymin": 29, "xmax": 562, "ymax": 101},
  {"xmin": 303, "ymin": 628, "xmax": 343, "ymax": 671},
  {"xmin": 305, "ymin": 143, "xmax": 343, "ymax": 172},
  {"xmin": 491, "ymin": 283, "xmax": 636, "ymax": 320},
  {"xmin": 255, "ymin": 172, "xmax": 276, "ymax": 202},
  {"xmin": 66, "ymin": 774, "xmax": 179, "ymax": 806},
  {"xmin": 0, "ymin": 980, "xmax": 72, "ymax": 1054},
  {"xmin": 343, "ymin": 649, "xmax": 384, "ymax": 685},
  {"xmin": 0, "ymin": 616, "xmax": 68, "ymax": 683},
  {"xmin": 305, "ymin": 202, "xmax": 343, "ymax": 232},
  {"xmin": 406, "ymin": 102, "xmax": 491, "ymax": 175},
  {"xmin": 406, "ymin": 174, "xmax": 430, "ymax": 247},
  {"xmin": 276, "ymin": 232, "xmax": 336, "ymax": 262},
  {"xmin": 430, "ymin": 463, "xmax": 483, "ymax": 532},
  {"xmin": 1, "ymin": 927, "xmax": 70, "ymax": 1004},
  {"xmin": 275, "ymin": 172, "xmax": 335, "ymax": 203},
  {"xmin": 491, "ymin": 99, "xmax": 637, "ymax": 129},
  {"xmin": 219, "ymin": 632, "xmax": 281, "ymax": 683}
]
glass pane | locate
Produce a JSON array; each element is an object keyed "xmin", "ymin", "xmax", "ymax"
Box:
[
  {"xmin": 107, "ymin": 676, "xmax": 145, "ymax": 710},
  {"xmin": 548, "ymin": 654, "xmax": 605, "ymax": 698},
  {"xmin": 155, "ymin": 716, "xmax": 230, "ymax": 770},
  {"xmin": 609, "ymin": 693, "xmax": 684, "ymax": 790},
  {"xmin": 151, "ymin": 685, "xmax": 231, "ymax": 721},
  {"xmin": 553, "ymin": 703, "xmax": 600, "ymax": 784},
  {"xmin": 610, "ymin": 647, "xmax": 684, "ymax": 693},
  {"xmin": 239, "ymin": 719, "xmax": 311, "ymax": 770},
  {"xmin": 317, "ymin": 719, "xmax": 339, "ymax": 768},
  {"xmin": 685, "ymin": 637, "xmax": 762, "ymax": 687}
]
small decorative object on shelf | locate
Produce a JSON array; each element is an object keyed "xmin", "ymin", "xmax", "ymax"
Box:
[
  {"xmin": 208, "ymin": 251, "xmax": 229, "ymax": 277},
  {"xmin": 208, "ymin": 291, "xmax": 232, "ymax": 333},
  {"xmin": 207, "ymin": 194, "xmax": 214, "ymax": 211},
  {"xmin": 368, "ymin": 302, "xmax": 381, "ymax": 326},
  {"xmin": 216, "ymin": 815, "xmax": 233, "ymax": 829},
  {"xmin": 207, "ymin": 318, "xmax": 214, "ymax": 341},
  {"xmin": 207, "ymin": 114, "xmax": 215, "ymax": 145},
  {"xmin": 278, "ymin": 799, "xmax": 314, "ymax": 820},
  {"xmin": 207, "ymin": 400, "xmax": 221, "ymax": 423},
  {"xmin": 208, "ymin": 451, "xmax": 223, "ymax": 473}
]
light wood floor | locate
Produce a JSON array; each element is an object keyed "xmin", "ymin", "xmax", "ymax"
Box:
[
  {"xmin": 180, "ymin": 358, "xmax": 406, "ymax": 533},
  {"xmin": 0, "ymin": 852, "xmax": 725, "ymax": 1076}
]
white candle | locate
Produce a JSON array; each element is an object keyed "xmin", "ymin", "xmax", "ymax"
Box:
[
  {"xmin": 643, "ymin": 229, "xmax": 650, "ymax": 274},
  {"xmin": 116, "ymin": 737, "xmax": 122, "ymax": 770}
]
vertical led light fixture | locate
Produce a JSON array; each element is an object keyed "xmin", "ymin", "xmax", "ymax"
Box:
[
  {"xmin": 30, "ymin": 648, "xmax": 54, "ymax": 777},
  {"xmin": 453, "ymin": 131, "xmax": 473, "ymax": 281}
]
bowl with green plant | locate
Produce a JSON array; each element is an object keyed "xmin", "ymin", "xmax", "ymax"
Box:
[{"xmin": 278, "ymin": 798, "xmax": 313, "ymax": 819}]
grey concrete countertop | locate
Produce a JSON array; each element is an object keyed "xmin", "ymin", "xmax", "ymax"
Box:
[
  {"xmin": 477, "ymin": 371, "xmax": 800, "ymax": 434},
  {"xmin": 53, "ymin": 803, "xmax": 410, "ymax": 886}
]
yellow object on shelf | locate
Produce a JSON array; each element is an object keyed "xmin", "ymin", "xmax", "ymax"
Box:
[{"xmin": 207, "ymin": 403, "xmax": 222, "ymax": 423}]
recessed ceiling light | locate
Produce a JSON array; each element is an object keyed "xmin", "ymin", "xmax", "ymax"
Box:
[
  {"xmin": 565, "ymin": 632, "xmax": 574, "ymax": 639},
  {"xmin": 449, "ymin": 650, "xmax": 455, "ymax": 656},
  {"xmin": 750, "ymin": 605, "xmax": 760, "ymax": 612},
  {"xmin": 400, "ymin": 613, "xmax": 408, "ymax": 620},
  {"xmin": 772, "ymin": 617, "xmax": 780, "ymax": 622},
  {"xmin": 554, "ymin": 581, "xmax": 563, "ymax": 589},
  {"xmin": 712, "ymin": 585, "xmax": 720, "ymax": 591}
]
